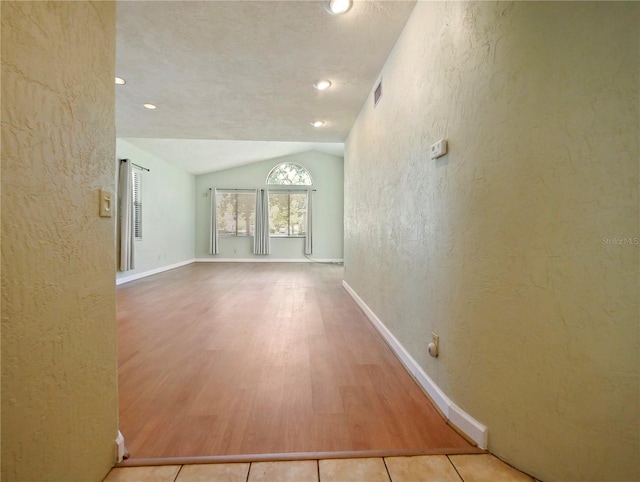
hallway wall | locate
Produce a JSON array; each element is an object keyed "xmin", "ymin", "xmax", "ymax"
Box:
[
  {"xmin": 343, "ymin": 2, "xmax": 639, "ymax": 482},
  {"xmin": 1, "ymin": 2, "xmax": 118, "ymax": 480}
]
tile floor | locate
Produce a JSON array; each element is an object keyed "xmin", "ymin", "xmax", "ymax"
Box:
[{"xmin": 103, "ymin": 454, "xmax": 541, "ymax": 482}]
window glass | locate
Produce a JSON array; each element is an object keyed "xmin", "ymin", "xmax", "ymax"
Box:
[
  {"xmin": 266, "ymin": 162, "xmax": 312, "ymax": 186},
  {"xmin": 269, "ymin": 193, "xmax": 307, "ymax": 237},
  {"xmin": 216, "ymin": 192, "xmax": 256, "ymax": 236}
]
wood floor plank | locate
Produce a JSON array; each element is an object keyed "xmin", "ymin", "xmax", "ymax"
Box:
[{"xmin": 117, "ymin": 263, "xmax": 476, "ymax": 459}]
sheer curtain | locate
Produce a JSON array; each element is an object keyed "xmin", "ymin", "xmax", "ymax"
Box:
[
  {"xmin": 118, "ymin": 159, "xmax": 135, "ymax": 271},
  {"xmin": 209, "ymin": 188, "xmax": 219, "ymax": 255},
  {"xmin": 305, "ymin": 188, "xmax": 313, "ymax": 255},
  {"xmin": 254, "ymin": 189, "xmax": 270, "ymax": 255}
]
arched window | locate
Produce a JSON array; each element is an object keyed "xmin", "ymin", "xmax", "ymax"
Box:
[{"xmin": 266, "ymin": 162, "xmax": 313, "ymax": 186}]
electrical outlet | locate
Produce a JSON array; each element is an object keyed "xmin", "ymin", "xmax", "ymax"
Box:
[{"xmin": 428, "ymin": 332, "xmax": 440, "ymax": 358}]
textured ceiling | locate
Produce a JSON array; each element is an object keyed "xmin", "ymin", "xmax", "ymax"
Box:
[{"xmin": 116, "ymin": 0, "xmax": 416, "ymax": 173}]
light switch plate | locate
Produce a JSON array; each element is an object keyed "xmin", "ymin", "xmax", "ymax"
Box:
[{"xmin": 99, "ymin": 188, "xmax": 112, "ymax": 217}]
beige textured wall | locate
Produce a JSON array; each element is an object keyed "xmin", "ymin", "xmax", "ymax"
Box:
[
  {"xmin": 344, "ymin": 2, "xmax": 639, "ymax": 481},
  {"xmin": 1, "ymin": 2, "xmax": 118, "ymax": 481}
]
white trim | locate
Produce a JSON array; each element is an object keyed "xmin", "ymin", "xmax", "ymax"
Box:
[
  {"xmin": 116, "ymin": 259, "xmax": 195, "ymax": 285},
  {"xmin": 342, "ymin": 280, "xmax": 488, "ymax": 449},
  {"xmin": 195, "ymin": 258, "xmax": 343, "ymax": 264},
  {"xmin": 116, "ymin": 431, "xmax": 127, "ymax": 463}
]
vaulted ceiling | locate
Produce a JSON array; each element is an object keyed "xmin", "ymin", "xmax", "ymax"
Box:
[{"xmin": 116, "ymin": 1, "xmax": 416, "ymax": 173}]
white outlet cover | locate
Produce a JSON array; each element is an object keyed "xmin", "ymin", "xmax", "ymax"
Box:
[{"xmin": 430, "ymin": 139, "xmax": 447, "ymax": 159}]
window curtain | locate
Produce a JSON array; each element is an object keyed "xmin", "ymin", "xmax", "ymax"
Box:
[
  {"xmin": 118, "ymin": 159, "xmax": 135, "ymax": 271},
  {"xmin": 254, "ymin": 188, "xmax": 270, "ymax": 255},
  {"xmin": 305, "ymin": 188, "xmax": 313, "ymax": 255},
  {"xmin": 209, "ymin": 188, "xmax": 219, "ymax": 255}
]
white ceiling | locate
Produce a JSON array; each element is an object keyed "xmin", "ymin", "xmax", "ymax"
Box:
[
  {"xmin": 116, "ymin": 0, "xmax": 416, "ymax": 174},
  {"xmin": 120, "ymin": 138, "xmax": 345, "ymax": 174}
]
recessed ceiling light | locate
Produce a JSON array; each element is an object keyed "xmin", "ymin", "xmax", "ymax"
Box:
[
  {"xmin": 143, "ymin": 103, "xmax": 157, "ymax": 110},
  {"xmin": 115, "ymin": 77, "xmax": 126, "ymax": 85},
  {"xmin": 313, "ymin": 79, "xmax": 332, "ymax": 91},
  {"xmin": 311, "ymin": 121, "xmax": 325, "ymax": 127},
  {"xmin": 324, "ymin": 0, "xmax": 352, "ymax": 15}
]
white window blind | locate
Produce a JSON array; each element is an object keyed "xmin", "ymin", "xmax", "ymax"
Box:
[{"xmin": 132, "ymin": 168, "xmax": 142, "ymax": 240}]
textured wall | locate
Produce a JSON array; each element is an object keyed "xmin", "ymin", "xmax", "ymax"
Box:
[
  {"xmin": 116, "ymin": 139, "xmax": 195, "ymax": 281},
  {"xmin": 344, "ymin": 2, "xmax": 638, "ymax": 481},
  {"xmin": 196, "ymin": 150, "xmax": 344, "ymax": 260},
  {"xmin": 1, "ymin": 2, "xmax": 118, "ymax": 481}
]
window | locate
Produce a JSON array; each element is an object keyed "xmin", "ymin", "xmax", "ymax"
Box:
[
  {"xmin": 132, "ymin": 168, "xmax": 142, "ymax": 240},
  {"xmin": 266, "ymin": 162, "xmax": 313, "ymax": 186},
  {"xmin": 269, "ymin": 192, "xmax": 307, "ymax": 237},
  {"xmin": 216, "ymin": 191, "xmax": 256, "ymax": 236},
  {"xmin": 265, "ymin": 162, "xmax": 312, "ymax": 238}
]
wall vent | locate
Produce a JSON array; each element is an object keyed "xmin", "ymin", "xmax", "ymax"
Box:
[{"xmin": 374, "ymin": 79, "xmax": 382, "ymax": 107}]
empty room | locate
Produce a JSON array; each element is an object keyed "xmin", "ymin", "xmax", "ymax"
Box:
[{"xmin": 2, "ymin": 2, "xmax": 638, "ymax": 482}]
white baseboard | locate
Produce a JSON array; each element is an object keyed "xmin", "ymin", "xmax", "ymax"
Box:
[
  {"xmin": 342, "ymin": 280, "xmax": 488, "ymax": 449},
  {"xmin": 116, "ymin": 258, "xmax": 343, "ymax": 284},
  {"xmin": 195, "ymin": 258, "xmax": 343, "ymax": 263},
  {"xmin": 116, "ymin": 259, "xmax": 195, "ymax": 285},
  {"xmin": 115, "ymin": 430, "xmax": 128, "ymax": 463}
]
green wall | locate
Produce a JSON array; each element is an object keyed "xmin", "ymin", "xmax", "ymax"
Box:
[
  {"xmin": 116, "ymin": 139, "xmax": 196, "ymax": 282},
  {"xmin": 196, "ymin": 151, "xmax": 343, "ymax": 261},
  {"xmin": 344, "ymin": 2, "xmax": 638, "ymax": 481}
]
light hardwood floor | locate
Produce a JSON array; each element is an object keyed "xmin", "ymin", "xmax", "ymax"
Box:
[{"xmin": 117, "ymin": 263, "xmax": 479, "ymax": 460}]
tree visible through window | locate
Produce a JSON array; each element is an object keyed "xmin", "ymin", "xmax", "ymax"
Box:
[
  {"xmin": 266, "ymin": 162, "xmax": 312, "ymax": 186},
  {"xmin": 266, "ymin": 162, "xmax": 311, "ymax": 237},
  {"xmin": 216, "ymin": 191, "xmax": 256, "ymax": 236},
  {"xmin": 269, "ymin": 193, "xmax": 307, "ymax": 237}
]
